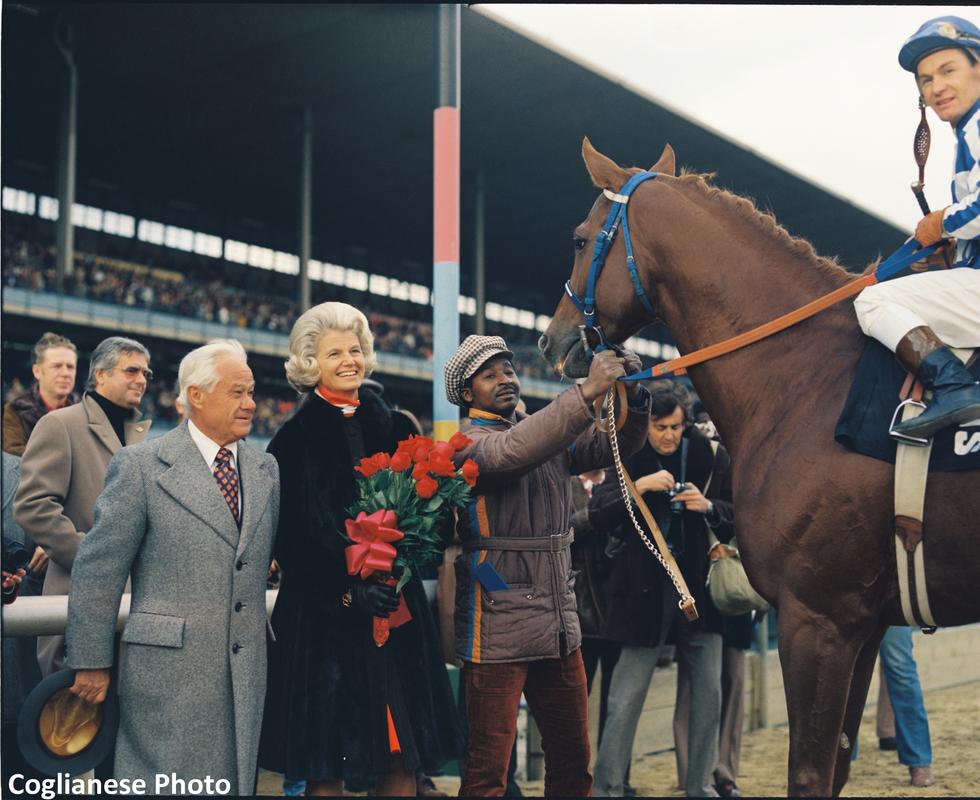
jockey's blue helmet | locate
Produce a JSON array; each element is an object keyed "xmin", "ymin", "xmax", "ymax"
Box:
[{"xmin": 899, "ymin": 16, "xmax": 980, "ymax": 72}]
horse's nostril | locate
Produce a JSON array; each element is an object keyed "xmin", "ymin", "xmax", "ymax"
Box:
[{"xmin": 538, "ymin": 334, "xmax": 550, "ymax": 353}]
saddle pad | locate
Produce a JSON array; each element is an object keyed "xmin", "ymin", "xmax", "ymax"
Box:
[{"xmin": 835, "ymin": 340, "xmax": 980, "ymax": 471}]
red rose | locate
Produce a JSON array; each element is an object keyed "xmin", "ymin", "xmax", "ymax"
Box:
[
  {"xmin": 412, "ymin": 461, "xmax": 431, "ymax": 481},
  {"xmin": 448, "ymin": 431, "xmax": 472, "ymax": 452},
  {"xmin": 355, "ymin": 455, "xmax": 382, "ymax": 478},
  {"xmin": 390, "ymin": 450, "xmax": 412, "ymax": 472},
  {"xmin": 428, "ymin": 452, "xmax": 456, "ymax": 478},
  {"xmin": 432, "ymin": 441, "xmax": 455, "ymax": 461},
  {"xmin": 410, "ymin": 436, "xmax": 435, "ymax": 462},
  {"xmin": 461, "ymin": 458, "xmax": 479, "ymax": 487},
  {"xmin": 415, "ymin": 475, "xmax": 438, "ymax": 499},
  {"xmin": 374, "ymin": 452, "xmax": 390, "ymax": 470}
]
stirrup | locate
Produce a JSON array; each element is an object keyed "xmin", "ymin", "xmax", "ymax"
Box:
[{"xmin": 889, "ymin": 398, "xmax": 930, "ymax": 446}]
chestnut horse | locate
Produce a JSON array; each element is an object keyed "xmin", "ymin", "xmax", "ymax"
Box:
[{"xmin": 540, "ymin": 139, "xmax": 980, "ymax": 796}]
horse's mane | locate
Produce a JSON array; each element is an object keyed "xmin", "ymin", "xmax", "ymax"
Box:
[{"xmin": 674, "ymin": 169, "xmax": 872, "ymax": 281}]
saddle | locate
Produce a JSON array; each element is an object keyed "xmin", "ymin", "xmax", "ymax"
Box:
[
  {"xmin": 835, "ymin": 340, "xmax": 980, "ymax": 471},
  {"xmin": 836, "ymin": 340, "xmax": 979, "ymax": 632}
]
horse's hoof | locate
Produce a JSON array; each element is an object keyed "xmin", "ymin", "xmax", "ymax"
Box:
[{"xmin": 909, "ymin": 766, "xmax": 935, "ymax": 787}]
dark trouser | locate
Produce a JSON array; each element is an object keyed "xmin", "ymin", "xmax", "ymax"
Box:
[
  {"xmin": 581, "ymin": 638, "xmax": 622, "ymax": 748},
  {"xmin": 460, "ymin": 650, "xmax": 592, "ymax": 797}
]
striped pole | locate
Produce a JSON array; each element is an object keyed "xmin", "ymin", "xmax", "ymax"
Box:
[{"xmin": 432, "ymin": 4, "xmax": 461, "ymax": 442}]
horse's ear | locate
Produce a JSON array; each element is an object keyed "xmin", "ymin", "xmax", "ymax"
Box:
[
  {"xmin": 649, "ymin": 144, "xmax": 676, "ymax": 177},
  {"xmin": 582, "ymin": 137, "xmax": 631, "ymax": 191}
]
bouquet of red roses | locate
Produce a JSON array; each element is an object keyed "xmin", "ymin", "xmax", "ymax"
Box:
[{"xmin": 344, "ymin": 432, "xmax": 479, "ymax": 645}]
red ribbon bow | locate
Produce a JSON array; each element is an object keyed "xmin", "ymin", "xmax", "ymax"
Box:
[{"xmin": 345, "ymin": 509, "xmax": 404, "ymax": 580}]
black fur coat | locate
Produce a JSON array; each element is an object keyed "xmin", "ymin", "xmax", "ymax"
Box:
[{"xmin": 257, "ymin": 388, "xmax": 462, "ymax": 783}]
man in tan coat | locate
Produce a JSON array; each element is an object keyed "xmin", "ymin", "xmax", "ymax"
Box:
[{"xmin": 14, "ymin": 335, "xmax": 152, "ymax": 676}]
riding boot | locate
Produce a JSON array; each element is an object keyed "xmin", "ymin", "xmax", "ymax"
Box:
[{"xmin": 891, "ymin": 325, "xmax": 980, "ymax": 439}]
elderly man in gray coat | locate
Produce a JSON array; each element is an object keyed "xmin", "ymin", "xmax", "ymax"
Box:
[
  {"xmin": 65, "ymin": 339, "xmax": 280, "ymax": 796},
  {"xmin": 15, "ymin": 335, "xmax": 152, "ymax": 676}
]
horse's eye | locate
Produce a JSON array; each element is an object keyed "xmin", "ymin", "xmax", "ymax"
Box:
[{"xmin": 573, "ymin": 235, "xmax": 587, "ymax": 252}]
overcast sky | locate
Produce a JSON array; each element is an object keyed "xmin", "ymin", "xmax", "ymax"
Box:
[{"xmin": 478, "ymin": 5, "xmax": 978, "ymax": 234}]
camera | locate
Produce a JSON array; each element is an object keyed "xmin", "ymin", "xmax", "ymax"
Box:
[{"xmin": 667, "ymin": 481, "xmax": 689, "ymax": 514}]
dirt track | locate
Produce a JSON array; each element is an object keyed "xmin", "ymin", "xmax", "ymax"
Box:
[
  {"xmin": 257, "ymin": 680, "xmax": 979, "ymax": 796},
  {"xmin": 520, "ymin": 681, "xmax": 980, "ymax": 797}
]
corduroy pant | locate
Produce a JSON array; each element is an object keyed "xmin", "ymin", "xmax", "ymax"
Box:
[{"xmin": 459, "ymin": 650, "xmax": 592, "ymax": 797}]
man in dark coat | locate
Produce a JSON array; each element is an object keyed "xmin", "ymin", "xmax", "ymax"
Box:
[{"xmin": 589, "ymin": 380, "xmax": 736, "ymax": 798}]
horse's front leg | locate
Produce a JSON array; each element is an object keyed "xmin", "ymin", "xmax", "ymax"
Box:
[
  {"xmin": 830, "ymin": 625, "xmax": 886, "ymax": 796},
  {"xmin": 777, "ymin": 601, "xmax": 872, "ymax": 796}
]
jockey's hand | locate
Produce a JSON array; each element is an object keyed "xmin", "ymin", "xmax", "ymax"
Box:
[
  {"xmin": 580, "ymin": 351, "xmax": 627, "ymax": 402},
  {"xmin": 70, "ymin": 669, "xmax": 111, "ymax": 705},
  {"xmin": 635, "ymin": 469, "xmax": 676, "ymax": 494},
  {"xmin": 914, "ymin": 208, "xmax": 949, "ymax": 246}
]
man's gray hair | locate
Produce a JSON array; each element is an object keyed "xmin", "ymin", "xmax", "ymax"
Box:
[
  {"xmin": 284, "ymin": 302, "xmax": 376, "ymax": 392},
  {"xmin": 85, "ymin": 336, "xmax": 151, "ymax": 391},
  {"xmin": 177, "ymin": 339, "xmax": 249, "ymax": 407}
]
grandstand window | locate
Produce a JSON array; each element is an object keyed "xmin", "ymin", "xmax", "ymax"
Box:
[
  {"xmin": 536, "ymin": 314, "xmax": 551, "ymax": 331},
  {"xmin": 308, "ymin": 259, "xmax": 323, "ymax": 281},
  {"xmin": 194, "ymin": 232, "xmax": 223, "ymax": 258},
  {"xmin": 3, "ymin": 187, "xmax": 36, "ymax": 215},
  {"xmin": 370, "ymin": 274, "xmax": 390, "ymax": 296},
  {"xmin": 410, "ymin": 284, "xmax": 430, "ymax": 305},
  {"xmin": 224, "ymin": 239, "xmax": 249, "ymax": 264},
  {"xmin": 73, "ymin": 204, "xmax": 103, "ymax": 231},
  {"xmin": 458, "ymin": 295, "xmax": 476, "ymax": 316},
  {"xmin": 247, "ymin": 245, "xmax": 274, "ymax": 269},
  {"xmin": 322, "ymin": 262, "xmax": 346, "ymax": 285},
  {"xmin": 39, "ymin": 196, "xmax": 59, "ymax": 220},
  {"xmin": 164, "ymin": 225, "xmax": 195, "ymax": 252},
  {"xmin": 389, "ymin": 280, "xmax": 411, "ymax": 302},
  {"xmin": 274, "ymin": 251, "xmax": 299, "ymax": 275},
  {"xmin": 485, "ymin": 302, "xmax": 502, "ymax": 322},
  {"xmin": 501, "ymin": 305, "xmax": 520, "ymax": 326},
  {"xmin": 103, "ymin": 211, "xmax": 136, "ymax": 237},
  {"xmin": 345, "ymin": 268, "xmax": 369, "ymax": 291},
  {"xmin": 137, "ymin": 219, "xmax": 166, "ymax": 245},
  {"xmin": 518, "ymin": 310, "xmax": 536, "ymax": 329}
]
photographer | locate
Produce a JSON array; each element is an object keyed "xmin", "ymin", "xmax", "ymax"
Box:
[{"xmin": 589, "ymin": 380, "xmax": 735, "ymax": 798}]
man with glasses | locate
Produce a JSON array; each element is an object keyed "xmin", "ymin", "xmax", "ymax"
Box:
[{"xmin": 15, "ymin": 336, "xmax": 153, "ymax": 677}]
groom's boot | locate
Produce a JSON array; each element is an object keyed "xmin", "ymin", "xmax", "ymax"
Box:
[{"xmin": 892, "ymin": 326, "xmax": 980, "ymax": 439}]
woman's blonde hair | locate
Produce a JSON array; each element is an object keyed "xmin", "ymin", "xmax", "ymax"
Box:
[{"xmin": 284, "ymin": 302, "xmax": 376, "ymax": 392}]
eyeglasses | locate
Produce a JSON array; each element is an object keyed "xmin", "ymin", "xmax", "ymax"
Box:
[{"xmin": 118, "ymin": 366, "xmax": 154, "ymax": 381}]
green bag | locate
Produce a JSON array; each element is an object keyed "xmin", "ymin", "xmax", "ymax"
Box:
[{"xmin": 706, "ymin": 538, "xmax": 766, "ymax": 616}]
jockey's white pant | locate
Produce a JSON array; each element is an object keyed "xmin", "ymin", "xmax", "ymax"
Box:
[{"xmin": 854, "ymin": 267, "xmax": 980, "ymax": 352}]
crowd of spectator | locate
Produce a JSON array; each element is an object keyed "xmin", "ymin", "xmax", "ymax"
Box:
[{"xmin": 3, "ymin": 235, "xmax": 563, "ymax": 381}]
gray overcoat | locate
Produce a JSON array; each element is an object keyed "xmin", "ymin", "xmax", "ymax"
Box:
[
  {"xmin": 65, "ymin": 423, "xmax": 279, "ymax": 795},
  {"xmin": 13, "ymin": 393, "xmax": 151, "ymax": 675}
]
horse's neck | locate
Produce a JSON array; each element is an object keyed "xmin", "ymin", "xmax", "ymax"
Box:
[{"xmin": 645, "ymin": 185, "xmax": 861, "ymax": 461}]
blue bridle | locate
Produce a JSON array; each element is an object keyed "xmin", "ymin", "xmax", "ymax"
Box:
[{"xmin": 564, "ymin": 171, "xmax": 659, "ymax": 360}]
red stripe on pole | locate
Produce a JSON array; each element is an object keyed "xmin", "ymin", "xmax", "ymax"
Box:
[{"xmin": 433, "ymin": 106, "xmax": 460, "ymax": 264}]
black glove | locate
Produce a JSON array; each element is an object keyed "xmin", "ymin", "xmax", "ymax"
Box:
[{"xmin": 349, "ymin": 582, "xmax": 400, "ymax": 617}]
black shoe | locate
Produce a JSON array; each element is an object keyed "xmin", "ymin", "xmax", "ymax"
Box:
[
  {"xmin": 892, "ymin": 347, "xmax": 980, "ymax": 439},
  {"xmin": 623, "ymin": 782, "xmax": 638, "ymax": 797},
  {"xmin": 879, "ymin": 736, "xmax": 898, "ymax": 751},
  {"xmin": 715, "ymin": 780, "xmax": 740, "ymax": 798}
]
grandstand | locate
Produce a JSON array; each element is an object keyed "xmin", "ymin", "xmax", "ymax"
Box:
[{"xmin": 2, "ymin": 4, "xmax": 907, "ymax": 435}]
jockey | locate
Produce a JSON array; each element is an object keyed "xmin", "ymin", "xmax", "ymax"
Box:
[{"xmin": 854, "ymin": 15, "xmax": 980, "ymax": 439}]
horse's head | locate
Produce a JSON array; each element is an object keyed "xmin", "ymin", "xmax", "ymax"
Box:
[{"xmin": 539, "ymin": 137, "xmax": 675, "ymax": 378}]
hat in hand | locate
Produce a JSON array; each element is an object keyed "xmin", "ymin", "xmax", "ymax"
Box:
[{"xmin": 17, "ymin": 668, "xmax": 119, "ymax": 776}]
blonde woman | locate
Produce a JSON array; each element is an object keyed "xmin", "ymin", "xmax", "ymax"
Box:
[{"xmin": 257, "ymin": 302, "xmax": 461, "ymax": 797}]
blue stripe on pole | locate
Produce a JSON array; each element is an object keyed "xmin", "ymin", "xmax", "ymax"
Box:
[{"xmin": 433, "ymin": 259, "xmax": 460, "ymax": 426}]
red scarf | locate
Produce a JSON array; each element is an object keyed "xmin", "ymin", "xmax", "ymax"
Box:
[{"xmin": 315, "ymin": 386, "xmax": 360, "ymax": 418}]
